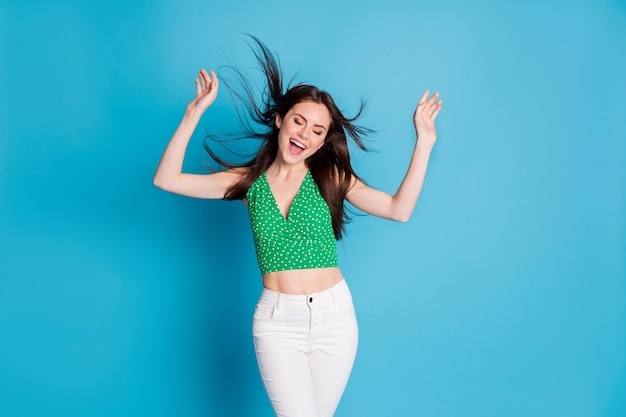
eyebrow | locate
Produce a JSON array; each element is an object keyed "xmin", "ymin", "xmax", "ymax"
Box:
[{"xmin": 294, "ymin": 113, "xmax": 327, "ymax": 131}]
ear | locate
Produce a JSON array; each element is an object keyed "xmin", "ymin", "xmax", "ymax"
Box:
[{"xmin": 275, "ymin": 113, "xmax": 282, "ymax": 129}]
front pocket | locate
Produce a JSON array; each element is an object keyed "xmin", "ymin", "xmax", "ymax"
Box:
[
  {"xmin": 334, "ymin": 298, "xmax": 356, "ymax": 317},
  {"xmin": 253, "ymin": 302, "xmax": 275, "ymax": 321}
]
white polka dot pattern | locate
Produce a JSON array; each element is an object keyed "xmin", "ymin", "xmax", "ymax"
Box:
[{"xmin": 246, "ymin": 171, "xmax": 339, "ymax": 274}]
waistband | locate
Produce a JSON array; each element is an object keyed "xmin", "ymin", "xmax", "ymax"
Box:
[{"xmin": 258, "ymin": 279, "xmax": 351, "ymax": 308}]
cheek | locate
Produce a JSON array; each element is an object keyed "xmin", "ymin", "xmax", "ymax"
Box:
[{"xmin": 312, "ymin": 136, "xmax": 326, "ymax": 152}]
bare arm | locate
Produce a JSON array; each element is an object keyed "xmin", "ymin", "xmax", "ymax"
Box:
[
  {"xmin": 346, "ymin": 91, "xmax": 442, "ymax": 222},
  {"xmin": 153, "ymin": 69, "xmax": 242, "ymax": 199}
]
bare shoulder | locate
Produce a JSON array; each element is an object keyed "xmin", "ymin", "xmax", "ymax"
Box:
[
  {"xmin": 343, "ymin": 168, "xmax": 363, "ymax": 192},
  {"xmin": 328, "ymin": 166, "xmax": 361, "ymax": 190}
]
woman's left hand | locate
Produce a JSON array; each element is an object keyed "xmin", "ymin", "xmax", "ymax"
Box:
[{"xmin": 413, "ymin": 91, "xmax": 442, "ymax": 149}]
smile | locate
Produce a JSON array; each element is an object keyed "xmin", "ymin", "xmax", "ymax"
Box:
[{"xmin": 290, "ymin": 139, "xmax": 306, "ymax": 150}]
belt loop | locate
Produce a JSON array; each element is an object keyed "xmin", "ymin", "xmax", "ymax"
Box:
[
  {"xmin": 275, "ymin": 293, "xmax": 282, "ymax": 314},
  {"xmin": 330, "ymin": 286, "xmax": 336, "ymax": 304}
]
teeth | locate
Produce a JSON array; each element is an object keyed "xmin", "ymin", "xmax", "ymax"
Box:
[{"xmin": 290, "ymin": 139, "xmax": 306, "ymax": 150}]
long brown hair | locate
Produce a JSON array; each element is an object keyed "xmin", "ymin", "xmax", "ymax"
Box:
[{"xmin": 205, "ymin": 36, "xmax": 370, "ymax": 239}]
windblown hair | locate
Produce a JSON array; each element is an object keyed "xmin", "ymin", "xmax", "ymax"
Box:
[{"xmin": 206, "ymin": 36, "xmax": 370, "ymax": 239}]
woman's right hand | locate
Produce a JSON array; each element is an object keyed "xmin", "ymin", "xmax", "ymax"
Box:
[{"xmin": 185, "ymin": 69, "xmax": 219, "ymax": 116}]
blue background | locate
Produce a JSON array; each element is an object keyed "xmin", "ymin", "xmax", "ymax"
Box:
[{"xmin": 1, "ymin": 0, "xmax": 625, "ymax": 416}]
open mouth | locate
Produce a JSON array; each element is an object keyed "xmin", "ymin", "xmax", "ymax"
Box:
[{"xmin": 289, "ymin": 139, "xmax": 307, "ymax": 155}]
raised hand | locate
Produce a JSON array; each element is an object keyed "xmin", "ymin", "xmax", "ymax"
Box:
[
  {"xmin": 186, "ymin": 69, "xmax": 219, "ymax": 116},
  {"xmin": 413, "ymin": 91, "xmax": 442, "ymax": 149}
]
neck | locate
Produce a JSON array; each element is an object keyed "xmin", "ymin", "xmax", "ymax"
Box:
[{"xmin": 267, "ymin": 159, "xmax": 308, "ymax": 178}]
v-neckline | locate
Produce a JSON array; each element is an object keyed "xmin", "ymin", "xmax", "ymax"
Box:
[{"xmin": 264, "ymin": 170, "xmax": 310, "ymax": 221}]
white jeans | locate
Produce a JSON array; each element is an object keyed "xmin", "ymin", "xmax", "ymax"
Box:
[{"xmin": 252, "ymin": 279, "xmax": 359, "ymax": 417}]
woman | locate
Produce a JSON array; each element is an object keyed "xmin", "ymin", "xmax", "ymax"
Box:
[{"xmin": 154, "ymin": 38, "xmax": 441, "ymax": 417}]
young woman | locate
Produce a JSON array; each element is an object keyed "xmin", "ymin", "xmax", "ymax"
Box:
[{"xmin": 154, "ymin": 39, "xmax": 441, "ymax": 417}]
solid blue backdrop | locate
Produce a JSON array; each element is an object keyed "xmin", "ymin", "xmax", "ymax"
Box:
[{"xmin": 1, "ymin": 0, "xmax": 624, "ymax": 416}]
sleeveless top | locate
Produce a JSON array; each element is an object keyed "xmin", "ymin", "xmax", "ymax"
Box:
[{"xmin": 246, "ymin": 171, "xmax": 339, "ymax": 274}]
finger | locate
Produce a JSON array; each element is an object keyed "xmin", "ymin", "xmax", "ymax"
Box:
[
  {"xmin": 195, "ymin": 78, "xmax": 202, "ymax": 95},
  {"xmin": 426, "ymin": 92, "xmax": 440, "ymax": 107},
  {"xmin": 205, "ymin": 70, "xmax": 216, "ymax": 93},
  {"xmin": 198, "ymin": 70, "xmax": 206, "ymax": 92},
  {"xmin": 423, "ymin": 95, "xmax": 441, "ymax": 117},
  {"xmin": 200, "ymin": 69, "xmax": 210, "ymax": 90},
  {"xmin": 210, "ymin": 70, "xmax": 218, "ymax": 89},
  {"xmin": 417, "ymin": 90, "xmax": 430, "ymax": 106},
  {"xmin": 430, "ymin": 101, "xmax": 442, "ymax": 119}
]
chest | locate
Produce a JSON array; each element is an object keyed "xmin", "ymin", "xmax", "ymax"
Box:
[
  {"xmin": 265, "ymin": 171, "xmax": 309, "ymax": 220},
  {"xmin": 246, "ymin": 171, "xmax": 333, "ymax": 234}
]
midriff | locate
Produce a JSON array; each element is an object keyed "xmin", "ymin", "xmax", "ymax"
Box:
[{"xmin": 262, "ymin": 267, "xmax": 344, "ymax": 295}]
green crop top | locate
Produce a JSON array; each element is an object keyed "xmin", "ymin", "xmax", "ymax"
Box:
[{"xmin": 246, "ymin": 171, "xmax": 339, "ymax": 274}]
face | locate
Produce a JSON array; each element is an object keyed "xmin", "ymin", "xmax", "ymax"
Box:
[{"xmin": 275, "ymin": 101, "xmax": 331, "ymax": 165}]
